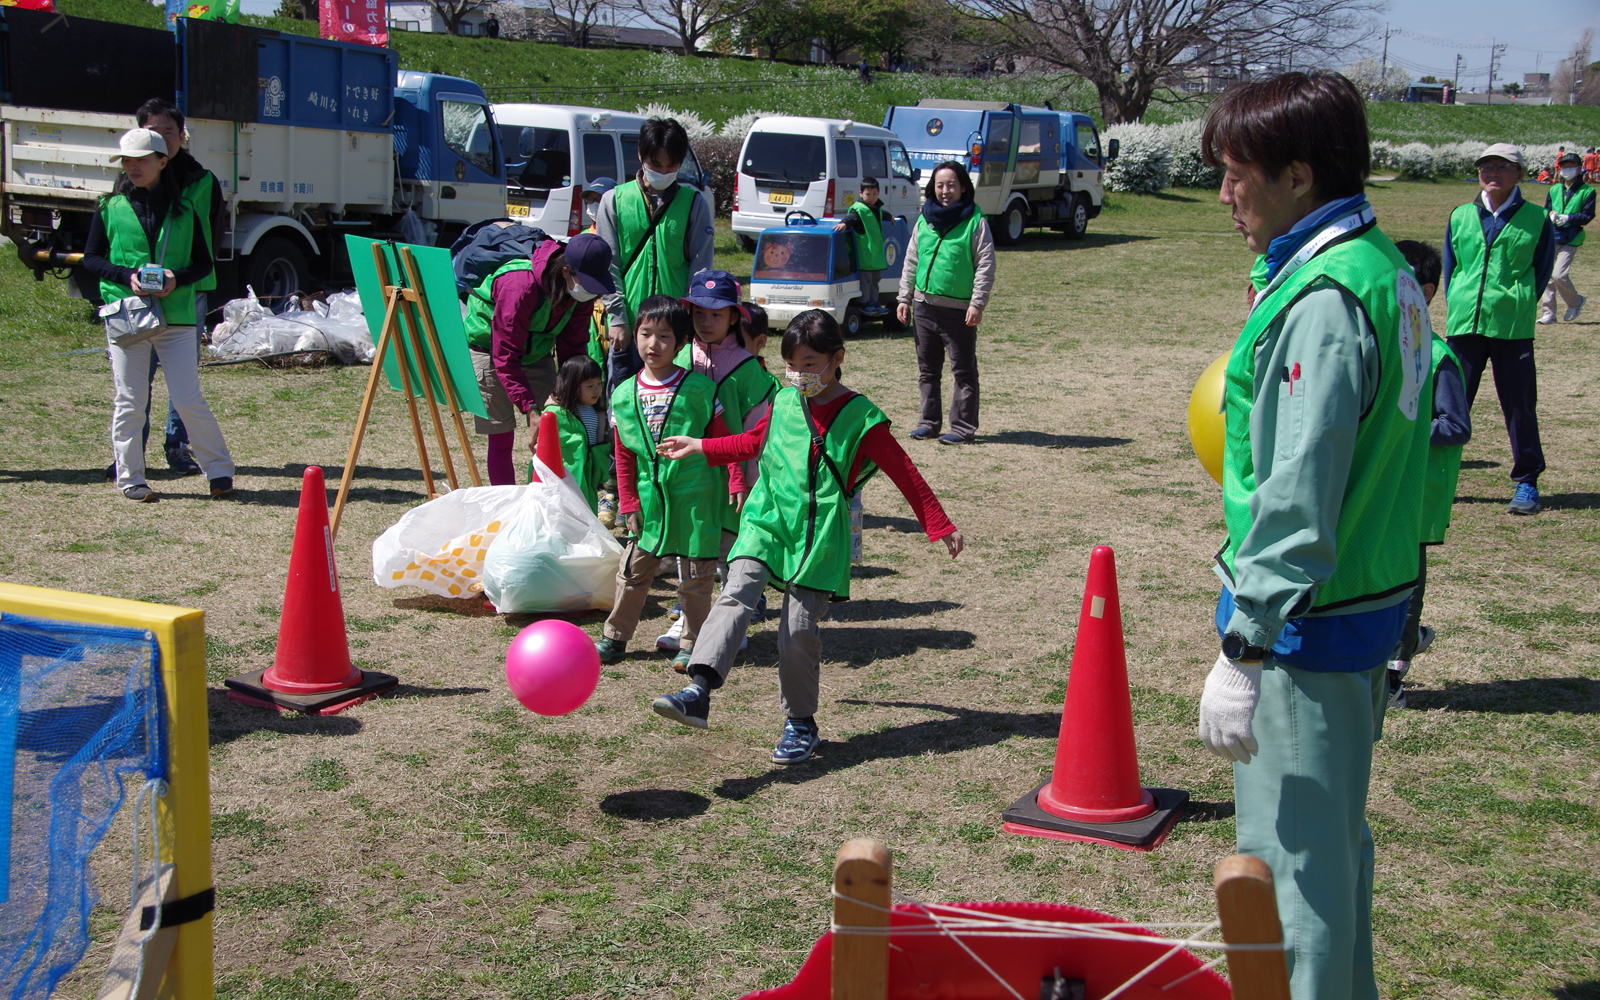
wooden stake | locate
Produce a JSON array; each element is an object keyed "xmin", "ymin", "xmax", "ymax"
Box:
[
  {"xmin": 399, "ymin": 245, "xmax": 481, "ymax": 486},
  {"xmin": 97, "ymin": 863, "xmax": 177, "ymax": 1000},
  {"xmin": 1214, "ymin": 854, "xmax": 1291, "ymax": 1000},
  {"xmin": 395, "ymin": 281, "xmax": 460, "ymax": 491},
  {"xmin": 832, "ymin": 838, "xmax": 891, "ymax": 1000},
  {"xmin": 371, "ymin": 245, "xmax": 436, "ymax": 501},
  {"xmin": 330, "ymin": 282, "xmax": 401, "ymax": 540}
]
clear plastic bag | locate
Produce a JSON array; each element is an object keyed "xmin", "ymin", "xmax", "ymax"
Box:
[
  {"xmin": 481, "ymin": 457, "xmax": 623, "ymax": 613},
  {"xmin": 371, "ymin": 485, "xmax": 526, "ymax": 598},
  {"xmin": 208, "ymin": 287, "xmax": 376, "ymax": 364}
]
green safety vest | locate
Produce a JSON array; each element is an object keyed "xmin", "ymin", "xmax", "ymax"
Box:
[
  {"xmin": 1551, "ymin": 182, "xmax": 1594, "ymax": 248},
  {"xmin": 1444, "ymin": 198, "xmax": 1546, "ymax": 341},
  {"xmin": 913, "ymin": 211, "xmax": 980, "ymax": 301},
  {"xmin": 612, "ymin": 369, "xmax": 724, "ymax": 558},
  {"xmin": 538, "ymin": 402, "xmax": 613, "ymax": 512},
  {"xmin": 670, "ymin": 346, "xmax": 778, "ymax": 532},
  {"xmin": 98, "ymin": 194, "xmax": 197, "ymax": 326},
  {"xmin": 615, "ymin": 180, "xmax": 696, "ymax": 324},
  {"xmin": 1221, "ymin": 221, "xmax": 1430, "ymax": 612},
  {"xmin": 1249, "ymin": 253, "xmax": 1270, "ymax": 291},
  {"xmin": 463, "ymin": 259, "xmax": 576, "ymax": 365},
  {"xmin": 1421, "ymin": 335, "xmax": 1465, "ymax": 545},
  {"xmin": 731, "ymin": 388, "xmax": 888, "ymax": 599},
  {"xmin": 183, "ymin": 171, "xmax": 218, "ymax": 293},
  {"xmin": 847, "ymin": 200, "xmax": 888, "ymax": 271}
]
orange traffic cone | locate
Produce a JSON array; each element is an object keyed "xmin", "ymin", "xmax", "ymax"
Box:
[
  {"xmin": 527, "ymin": 410, "xmax": 566, "ymax": 483},
  {"xmin": 225, "ymin": 466, "xmax": 398, "ymax": 715},
  {"xmin": 1002, "ymin": 545, "xmax": 1187, "ymax": 850}
]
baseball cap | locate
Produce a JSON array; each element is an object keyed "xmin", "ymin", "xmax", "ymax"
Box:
[
  {"xmin": 682, "ymin": 269, "xmax": 749, "ymax": 319},
  {"xmin": 563, "ymin": 232, "xmax": 616, "ymax": 295},
  {"xmin": 113, "ymin": 128, "xmax": 168, "ymax": 160},
  {"xmin": 1559, "ymin": 152, "xmax": 1582, "ymax": 167},
  {"xmin": 1474, "ymin": 143, "xmax": 1523, "ymax": 168},
  {"xmin": 585, "ymin": 176, "xmax": 617, "ymax": 199}
]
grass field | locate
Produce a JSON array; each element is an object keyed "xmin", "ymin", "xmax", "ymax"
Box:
[{"xmin": 6, "ymin": 178, "xmax": 1600, "ymax": 999}]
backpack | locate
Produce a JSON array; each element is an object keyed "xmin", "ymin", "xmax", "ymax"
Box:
[{"xmin": 449, "ymin": 219, "xmax": 548, "ymax": 300}]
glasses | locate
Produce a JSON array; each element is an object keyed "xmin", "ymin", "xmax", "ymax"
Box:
[{"xmin": 1477, "ymin": 162, "xmax": 1519, "ymax": 174}]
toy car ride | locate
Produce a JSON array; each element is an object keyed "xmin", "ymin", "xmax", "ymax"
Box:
[{"xmin": 748, "ymin": 211, "xmax": 909, "ymax": 336}]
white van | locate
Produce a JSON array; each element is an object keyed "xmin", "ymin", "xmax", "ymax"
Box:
[
  {"xmin": 731, "ymin": 116, "xmax": 921, "ymax": 250},
  {"xmin": 489, "ymin": 104, "xmax": 715, "ymax": 237}
]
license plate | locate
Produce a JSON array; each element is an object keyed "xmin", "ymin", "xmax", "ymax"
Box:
[
  {"xmin": 506, "ymin": 200, "xmax": 530, "ymax": 217},
  {"xmin": 768, "ymin": 190, "xmax": 794, "ymax": 205}
]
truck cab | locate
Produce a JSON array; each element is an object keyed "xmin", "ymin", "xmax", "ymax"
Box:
[{"xmin": 394, "ymin": 72, "xmax": 507, "ymax": 239}]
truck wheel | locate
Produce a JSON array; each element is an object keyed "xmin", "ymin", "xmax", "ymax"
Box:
[
  {"xmin": 1064, "ymin": 195, "xmax": 1090, "ymax": 240},
  {"xmin": 842, "ymin": 305, "xmax": 865, "ymax": 337},
  {"xmin": 996, "ymin": 201, "xmax": 1027, "ymax": 246},
  {"xmin": 735, "ymin": 233, "xmax": 756, "ymax": 252},
  {"xmin": 243, "ymin": 237, "xmax": 311, "ymax": 306}
]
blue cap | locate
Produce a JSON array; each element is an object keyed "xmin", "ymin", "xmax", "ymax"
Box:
[
  {"xmin": 585, "ymin": 176, "xmax": 617, "ymax": 199},
  {"xmin": 682, "ymin": 269, "xmax": 745, "ymax": 312},
  {"xmin": 564, "ymin": 232, "xmax": 616, "ymax": 295}
]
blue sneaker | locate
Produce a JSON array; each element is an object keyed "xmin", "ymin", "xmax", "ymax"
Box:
[
  {"xmin": 652, "ymin": 684, "xmax": 709, "ymax": 729},
  {"xmin": 1508, "ymin": 482, "xmax": 1541, "ymax": 515},
  {"xmin": 771, "ymin": 717, "xmax": 819, "ymax": 764},
  {"xmin": 595, "ymin": 636, "xmax": 627, "ymax": 665},
  {"xmin": 751, "ymin": 594, "xmax": 768, "ymax": 624}
]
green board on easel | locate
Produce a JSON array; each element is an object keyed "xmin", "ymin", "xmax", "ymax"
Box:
[{"xmin": 346, "ymin": 235, "xmax": 487, "ymax": 419}]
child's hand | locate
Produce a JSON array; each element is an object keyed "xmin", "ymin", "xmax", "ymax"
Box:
[
  {"xmin": 731, "ymin": 490, "xmax": 749, "ymax": 512},
  {"xmin": 832, "ymin": 222, "xmax": 848, "ymax": 232},
  {"xmin": 626, "ymin": 512, "xmax": 641, "ymax": 535},
  {"xmin": 656, "ymin": 435, "xmax": 703, "ymax": 459},
  {"xmin": 941, "ymin": 530, "xmax": 964, "ymax": 559}
]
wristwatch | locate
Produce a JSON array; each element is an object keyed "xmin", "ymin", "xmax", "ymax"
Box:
[{"xmin": 1222, "ymin": 631, "xmax": 1267, "ymax": 663}]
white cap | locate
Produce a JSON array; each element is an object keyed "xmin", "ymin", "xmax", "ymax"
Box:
[
  {"xmin": 1474, "ymin": 143, "xmax": 1523, "ymax": 168},
  {"xmin": 113, "ymin": 128, "xmax": 168, "ymax": 160}
]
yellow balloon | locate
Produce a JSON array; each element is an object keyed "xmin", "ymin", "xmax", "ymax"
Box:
[{"xmin": 1188, "ymin": 352, "xmax": 1228, "ymax": 486}]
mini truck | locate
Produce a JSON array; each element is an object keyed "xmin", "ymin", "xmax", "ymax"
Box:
[
  {"xmin": 882, "ymin": 100, "xmax": 1117, "ymax": 244},
  {"xmin": 1, "ymin": 8, "xmax": 507, "ymax": 304},
  {"xmin": 748, "ymin": 211, "xmax": 909, "ymax": 336}
]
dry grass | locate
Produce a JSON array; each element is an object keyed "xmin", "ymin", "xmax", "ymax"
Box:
[{"xmin": 6, "ymin": 179, "xmax": 1598, "ymax": 1000}]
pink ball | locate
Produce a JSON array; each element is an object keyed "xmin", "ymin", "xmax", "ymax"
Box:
[{"xmin": 504, "ymin": 620, "xmax": 601, "ymax": 716}]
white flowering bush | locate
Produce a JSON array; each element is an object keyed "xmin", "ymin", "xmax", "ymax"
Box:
[
  {"xmin": 1164, "ymin": 119, "xmax": 1222, "ymax": 189},
  {"xmin": 633, "ymin": 103, "xmax": 716, "ymax": 140},
  {"xmin": 719, "ymin": 110, "xmax": 777, "ymax": 143},
  {"xmin": 1391, "ymin": 142, "xmax": 1437, "ymax": 180},
  {"xmin": 1104, "ymin": 123, "xmax": 1171, "ymax": 194},
  {"xmin": 1369, "ymin": 139, "xmax": 1584, "ymax": 180}
]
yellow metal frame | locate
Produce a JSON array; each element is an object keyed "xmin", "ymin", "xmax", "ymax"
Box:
[{"xmin": 0, "ymin": 583, "xmax": 212, "ymax": 1000}]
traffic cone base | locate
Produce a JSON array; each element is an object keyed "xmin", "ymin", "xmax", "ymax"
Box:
[
  {"xmin": 1003, "ymin": 783, "xmax": 1188, "ymax": 852},
  {"xmin": 225, "ymin": 668, "xmax": 398, "ymax": 716}
]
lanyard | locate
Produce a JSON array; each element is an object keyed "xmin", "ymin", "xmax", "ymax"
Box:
[{"xmin": 1250, "ymin": 206, "xmax": 1375, "ymax": 317}]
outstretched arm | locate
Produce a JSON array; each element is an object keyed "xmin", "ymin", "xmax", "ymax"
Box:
[{"xmin": 857, "ymin": 424, "xmax": 961, "ymax": 556}]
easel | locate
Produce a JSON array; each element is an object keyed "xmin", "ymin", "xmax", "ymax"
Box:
[{"xmin": 331, "ymin": 241, "xmax": 482, "ymax": 540}]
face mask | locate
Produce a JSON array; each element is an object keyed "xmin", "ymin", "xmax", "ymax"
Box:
[
  {"xmin": 642, "ymin": 167, "xmax": 678, "ymax": 189},
  {"xmin": 568, "ymin": 280, "xmax": 598, "ymax": 303},
  {"xmin": 1562, "ymin": 167, "xmax": 1580, "ymax": 181},
  {"xmin": 786, "ymin": 369, "xmax": 828, "ymax": 398},
  {"xmin": 583, "ymin": 203, "xmax": 597, "ymax": 224}
]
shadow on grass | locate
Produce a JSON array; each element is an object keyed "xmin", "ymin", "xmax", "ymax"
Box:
[
  {"xmin": 228, "ymin": 486, "xmax": 423, "ymax": 508},
  {"xmin": 981, "ymin": 431, "xmax": 1132, "ymax": 449},
  {"xmin": 851, "ymin": 565, "xmax": 899, "ymax": 579},
  {"xmin": 1407, "ymin": 677, "xmax": 1600, "ymax": 715},
  {"xmin": 388, "ymin": 684, "xmax": 490, "ymax": 699},
  {"xmin": 0, "ymin": 463, "xmax": 436, "ymax": 486},
  {"xmin": 1552, "ymin": 982, "xmax": 1600, "ymax": 1000},
  {"xmin": 1454, "ymin": 493, "xmax": 1600, "ymax": 510},
  {"xmin": 502, "ymin": 609, "xmax": 606, "ymax": 629},
  {"xmin": 829, "ymin": 599, "xmax": 959, "ymax": 622},
  {"xmin": 1459, "ymin": 459, "xmax": 1502, "ymax": 469},
  {"xmin": 599, "ymin": 788, "xmax": 711, "ymax": 822},
  {"xmin": 207, "ymin": 687, "xmax": 362, "ymax": 745},
  {"xmin": 1175, "ymin": 800, "xmax": 1235, "ymax": 824},
  {"xmin": 392, "ymin": 594, "xmax": 497, "ymax": 617},
  {"xmin": 712, "ymin": 700, "xmax": 1056, "ymax": 801},
  {"xmin": 862, "ymin": 513, "xmax": 922, "ymax": 533},
  {"xmin": 743, "ymin": 625, "xmax": 978, "ymax": 667},
  {"xmin": 1002, "ymin": 232, "xmax": 1159, "ymax": 252}
]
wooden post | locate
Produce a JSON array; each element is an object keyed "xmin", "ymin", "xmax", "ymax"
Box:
[
  {"xmin": 371, "ymin": 246, "xmax": 439, "ymax": 501},
  {"xmin": 832, "ymin": 839, "xmax": 891, "ymax": 1000},
  {"xmin": 97, "ymin": 864, "xmax": 178, "ymax": 1000},
  {"xmin": 1214, "ymin": 855, "xmax": 1291, "ymax": 1000},
  {"xmin": 395, "ymin": 283, "xmax": 460, "ymax": 491},
  {"xmin": 329, "ymin": 283, "xmax": 401, "ymax": 541},
  {"xmin": 400, "ymin": 245, "xmax": 481, "ymax": 487}
]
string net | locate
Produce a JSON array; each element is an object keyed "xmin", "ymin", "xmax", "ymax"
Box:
[{"xmin": 0, "ymin": 612, "xmax": 167, "ymax": 1000}]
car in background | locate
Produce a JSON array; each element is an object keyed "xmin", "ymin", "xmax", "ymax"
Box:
[{"xmin": 747, "ymin": 211, "xmax": 909, "ymax": 336}]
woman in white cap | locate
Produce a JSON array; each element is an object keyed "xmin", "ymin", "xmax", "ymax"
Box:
[{"xmin": 83, "ymin": 128, "xmax": 234, "ymax": 502}]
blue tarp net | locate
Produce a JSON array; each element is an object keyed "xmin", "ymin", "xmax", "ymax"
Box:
[{"xmin": 0, "ymin": 612, "xmax": 167, "ymax": 1000}]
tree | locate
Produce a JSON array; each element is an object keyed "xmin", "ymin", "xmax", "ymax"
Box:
[
  {"xmin": 634, "ymin": 0, "xmax": 758, "ymax": 55},
  {"xmin": 416, "ymin": 0, "xmax": 495, "ymax": 33},
  {"xmin": 1344, "ymin": 57, "xmax": 1410, "ymax": 101},
  {"xmin": 948, "ymin": 0, "xmax": 1381, "ymax": 124},
  {"xmin": 273, "ymin": 0, "xmax": 314, "ymax": 18},
  {"xmin": 1551, "ymin": 29, "xmax": 1596, "ymax": 106},
  {"xmin": 546, "ymin": 0, "xmax": 612, "ymax": 46},
  {"xmin": 738, "ymin": 0, "xmax": 815, "ymax": 59},
  {"xmin": 1501, "ymin": 81, "xmax": 1522, "ymax": 97}
]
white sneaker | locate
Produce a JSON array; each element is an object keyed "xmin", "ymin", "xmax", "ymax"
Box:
[
  {"xmin": 1537, "ymin": 311, "xmax": 1558, "ymax": 325},
  {"xmin": 656, "ymin": 616, "xmax": 684, "ymax": 651},
  {"xmin": 1564, "ymin": 295, "xmax": 1586, "ymax": 322}
]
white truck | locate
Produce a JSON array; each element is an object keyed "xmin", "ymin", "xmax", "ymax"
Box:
[{"xmin": 1, "ymin": 9, "xmax": 508, "ymax": 305}]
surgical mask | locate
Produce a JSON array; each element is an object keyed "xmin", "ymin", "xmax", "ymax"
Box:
[
  {"xmin": 583, "ymin": 202, "xmax": 598, "ymax": 224},
  {"xmin": 642, "ymin": 167, "xmax": 678, "ymax": 189},
  {"xmin": 786, "ymin": 369, "xmax": 828, "ymax": 398},
  {"xmin": 1562, "ymin": 167, "xmax": 1580, "ymax": 181},
  {"xmin": 568, "ymin": 280, "xmax": 599, "ymax": 303}
]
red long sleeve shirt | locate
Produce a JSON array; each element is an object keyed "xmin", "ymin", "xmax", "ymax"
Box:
[{"xmin": 700, "ymin": 392, "xmax": 956, "ymax": 542}]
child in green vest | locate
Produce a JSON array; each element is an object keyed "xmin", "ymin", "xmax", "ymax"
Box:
[
  {"xmin": 595, "ymin": 296, "xmax": 748, "ymax": 670},
  {"xmin": 1390, "ymin": 241, "xmax": 1473, "ymax": 709},
  {"xmin": 835, "ymin": 177, "xmax": 894, "ymax": 313},
  {"xmin": 649, "ymin": 310, "xmax": 964, "ymax": 764},
  {"xmin": 535, "ymin": 356, "xmax": 611, "ymax": 512}
]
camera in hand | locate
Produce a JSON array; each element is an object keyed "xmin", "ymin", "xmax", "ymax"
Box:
[{"xmin": 137, "ymin": 264, "xmax": 165, "ymax": 292}]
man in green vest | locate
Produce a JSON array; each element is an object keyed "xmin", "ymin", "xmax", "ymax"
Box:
[
  {"xmin": 1197, "ymin": 71, "xmax": 1430, "ymax": 1000},
  {"xmin": 834, "ymin": 176, "xmax": 893, "ymax": 313},
  {"xmin": 594, "ymin": 118, "xmax": 715, "ymax": 395},
  {"xmin": 1442, "ymin": 143, "xmax": 1556, "ymax": 515},
  {"xmin": 1539, "ymin": 151, "xmax": 1593, "ymax": 324}
]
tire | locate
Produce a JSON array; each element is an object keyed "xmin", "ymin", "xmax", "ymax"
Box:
[
  {"xmin": 881, "ymin": 310, "xmax": 906, "ymax": 333},
  {"xmin": 842, "ymin": 305, "xmax": 865, "ymax": 337},
  {"xmin": 1064, "ymin": 195, "xmax": 1090, "ymax": 240},
  {"xmin": 735, "ymin": 233, "xmax": 756, "ymax": 252},
  {"xmin": 995, "ymin": 200, "xmax": 1027, "ymax": 246},
  {"xmin": 243, "ymin": 236, "xmax": 311, "ymax": 306}
]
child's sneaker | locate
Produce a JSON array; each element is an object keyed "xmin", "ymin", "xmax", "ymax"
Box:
[
  {"xmin": 1386, "ymin": 667, "xmax": 1407, "ymax": 710},
  {"xmin": 656, "ymin": 616, "xmax": 685, "ymax": 651},
  {"xmin": 652, "ymin": 683, "xmax": 709, "ymax": 728},
  {"xmin": 595, "ymin": 636, "xmax": 627, "ymax": 665},
  {"xmin": 672, "ymin": 648, "xmax": 693, "ymax": 673},
  {"xmin": 666, "ymin": 601, "xmax": 683, "ymax": 621},
  {"xmin": 597, "ymin": 494, "xmax": 617, "ymax": 528},
  {"xmin": 771, "ymin": 717, "xmax": 819, "ymax": 764}
]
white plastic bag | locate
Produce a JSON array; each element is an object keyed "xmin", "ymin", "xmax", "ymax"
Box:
[
  {"xmin": 371, "ymin": 485, "xmax": 525, "ymax": 598},
  {"xmin": 208, "ymin": 287, "xmax": 376, "ymax": 364},
  {"xmin": 481, "ymin": 457, "xmax": 623, "ymax": 613}
]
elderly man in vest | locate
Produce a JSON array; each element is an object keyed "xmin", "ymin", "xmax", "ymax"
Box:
[
  {"xmin": 1441, "ymin": 144, "xmax": 1556, "ymax": 515},
  {"xmin": 1197, "ymin": 72, "xmax": 1431, "ymax": 1000}
]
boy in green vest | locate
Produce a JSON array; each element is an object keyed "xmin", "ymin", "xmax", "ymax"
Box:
[
  {"xmin": 1441, "ymin": 143, "xmax": 1556, "ymax": 515},
  {"xmin": 834, "ymin": 177, "xmax": 894, "ymax": 313},
  {"xmin": 595, "ymin": 296, "xmax": 748, "ymax": 670},
  {"xmin": 1538, "ymin": 151, "xmax": 1594, "ymax": 324},
  {"xmin": 1390, "ymin": 241, "xmax": 1473, "ymax": 709}
]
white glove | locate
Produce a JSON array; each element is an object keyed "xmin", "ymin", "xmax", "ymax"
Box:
[
  {"xmin": 1555, "ymin": 214, "xmax": 1571, "ymax": 227},
  {"xmin": 1198, "ymin": 652, "xmax": 1261, "ymax": 764}
]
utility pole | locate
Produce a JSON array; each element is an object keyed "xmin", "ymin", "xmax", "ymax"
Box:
[
  {"xmin": 1486, "ymin": 41, "xmax": 1506, "ymax": 105},
  {"xmin": 1380, "ymin": 23, "xmax": 1390, "ymax": 80},
  {"xmin": 1452, "ymin": 53, "xmax": 1462, "ymax": 104}
]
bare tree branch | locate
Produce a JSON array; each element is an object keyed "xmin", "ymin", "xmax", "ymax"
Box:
[
  {"xmin": 420, "ymin": 0, "xmax": 494, "ymax": 34},
  {"xmin": 633, "ymin": 0, "xmax": 757, "ymax": 55},
  {"xmin": 547, "ymin": 0, "xmax": 614, "ymax": 45}
]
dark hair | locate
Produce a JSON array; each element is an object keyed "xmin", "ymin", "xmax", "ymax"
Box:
[
  {"xmin": 1394, "ymin": 239, "xmax": 1441, "ymax": 289},
  {"xmin": 552, "ymin": 355, "xmax": 603, "ymax": 411},
  {"xmin": 638, "ymin": 118, "xmax": 689, "ymax": 168},
  {"xmin": 860, "ymin": 176, "xmax": 880, "ymax": 189},
  {"xmin": 744, "ymin": 302, "xmax": 770, "ymax": 342},
  {"xmin": 635, "ymin": 294, "xmax": 693, "ymax": 349},
  {"xmin": 781, "ymin": 309, "xmax": 845, "ymax": 376},
  {"xmin": 922, "ymin": 161, "xmax": 975, "ymax": 203},
  {"xmin": 541, "ymin": 249, "xmax": 569, "ymax": 303},
  {"xmin": 1202, "ymin": 71, "xmax": 1369, "ymax": 200},
  {"xmin": 110, "ymin": 147, "xmax": 186, "ymax": 216},
  {"xmin": 136, "ymin": 97, "xmax": 185, "ymax": 135}
]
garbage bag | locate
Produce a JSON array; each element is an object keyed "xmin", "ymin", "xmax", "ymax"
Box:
[
  {"xmin": 372, "ymin": 484, "xmax": 526, "ymax": 598},
  {"xmin": 481, "ymin": 457, "xmax": 623, "ymax": 613},
  {"xmin": 209, "ymin": 287, "xmax": 376, "ymax": 364}
]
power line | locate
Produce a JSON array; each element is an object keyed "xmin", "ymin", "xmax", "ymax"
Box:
[{"xmin": 1393, "ymin": 28, "xmax": 1567, "ymax": 57}]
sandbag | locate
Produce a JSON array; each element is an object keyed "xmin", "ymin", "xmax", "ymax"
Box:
[
  {"xmin": 371, "ymin": 485, "xmax": 525, "ymax": 598},
  {"xmin": 481, "ymin": 457, "xmax": 622, "ymax": 613}
]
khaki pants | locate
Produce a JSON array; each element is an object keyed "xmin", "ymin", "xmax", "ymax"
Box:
[
  {"xmin": 603, "ymin": 542, "xmax": 716, "ymax": 646},
  {"xmin": 1539, "ymin": 243, "xmax": 1581, "ymax": 316},
  {"xmin": 471, "ymin": 349, "xmax": 557, "ymax": 435}
]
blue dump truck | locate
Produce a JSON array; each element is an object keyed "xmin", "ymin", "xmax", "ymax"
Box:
[
  {"xmin": 882, "ymin": 100, "xmax": 1116, "ymax": 244},
  {"xmin": 0, "ymin": 8, "xmax": 507, "ymax": 302}
]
